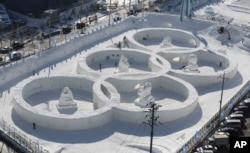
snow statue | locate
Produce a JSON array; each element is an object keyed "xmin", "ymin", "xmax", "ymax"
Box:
[
  {"xmin": 118, "ymin": 55, "xmax": 130, "ymax": 72},
  {"xmin": 189, "ymin": 39, "xmax": 197, "ymax": 48},
  {"xmin": 217, "ymin": 26, "xmax": 231, "ymax": 40},
  {"xmin": 57, "ymin": 87, "xmax": 77, "ymax": 110},
  {"xmin": 164, "ymin": 22, "xmax": 172, "ymax": 28},
  {"xmin": 187, "ymin": 54, "xmax": 199, "ymax": 72},
  {"xmin": 160, "ymin": 36, "xmax": 172, "ymax": 48},
  {"xmin": 134, "ymin": 82, "xmax": 155, "ymax": 107}
]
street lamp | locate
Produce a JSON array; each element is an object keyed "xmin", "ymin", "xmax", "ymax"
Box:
[
  {"xmin": 0, "ymin": 34, "xmax": 2, "ymax": 48},
  {"xmin": 109, "ymin": 0, "xmax": 112, "ymax": 26},
  {"xmin": 48, "ymin": 15, "xmax": 51, "ymax": 49},
  {"xmin": 218, "ymin": 71, "xmax": 228, "ymax": 127}
]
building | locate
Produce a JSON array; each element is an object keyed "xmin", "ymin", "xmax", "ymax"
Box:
[{"xmin": 2, "ymin": 0, "xmax": 76, "ymax": 15}]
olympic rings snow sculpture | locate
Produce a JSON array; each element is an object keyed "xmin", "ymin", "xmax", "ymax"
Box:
[{"xmin": 12, "ymin": 27, "xmax": 238, "ymax": 130}]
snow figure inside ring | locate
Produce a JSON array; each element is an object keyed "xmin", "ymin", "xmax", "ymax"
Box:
[
  {"xmin": 134, "ymin": 82, "xmax": 155, "ymax": 107},
  {"xmin": 160, "ymin": 36, "xmax": 172, "ymax": 48},
  {"xmin": 118, "ymin": 55, "xmax": 130, "ymax": 72},
  {"xmin": 57, "ymin": 87, "xmax": 77, "ymax": 110},
  {"xmin": 187, "ymin": 54, "xmax": 199, "ymax": 72}
]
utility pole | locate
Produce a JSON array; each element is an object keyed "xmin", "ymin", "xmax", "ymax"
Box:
[
  {"xmin": 0, "ymin": 35, "xmax": 2, "ymax": 48},
  {"xmin": 218, "ymin": 71, "xmax": 228, "ymax": 127},
  {"xmin": 109, "ymin": 0, "xmax": 112, "ymax": 26},
  {"xmin": 144, "ymin": 102, "xmax": 161, "ymax": 153},
  {"xmin": 48, "ymin": 12, "xmax": 51, "ymax": 49},
  {"xmin": 129, "ymin": 0, "xmax": 131, "ymax": 14}
]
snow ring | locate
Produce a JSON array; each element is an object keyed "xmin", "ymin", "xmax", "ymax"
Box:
[
  {"xmin": 157, "ymin": 49, "xmax": 238, "ymax": 87},
  {"xmin": 124, "ymin": 28, "xmax": 202, "ymax": 52},
  {"xmin": 77, "ymin": 48, "xmax": 171, "ymax": 79},
  {"xmin": 13, "ymin": 75, "xmax": 114, "ymax": 130}
]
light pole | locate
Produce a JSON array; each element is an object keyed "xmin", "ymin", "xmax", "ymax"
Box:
[
  {"xmin": 47, "ymin": 14, "xmax": 51, "ymax": 49},
  {"xmin": 129, "ymin": 0, "xmax": 131, "ymax": 14},
  {"xmin": 218, "ymin": 71, "xmax": 227, "ymax": 127},
  {"xmin": 149, "ymin": 103, "xmax": 155, "ymax": 153},
  {"xmin": 109, "ymin": 0, "xmax": 112, "ymax": 26},
  {"xmin": 144, "ymin": 102, "xmax": 160, "ymax": 153},
  {"xmin": 0, "ymin": 36, "xmax": 2, "ymax": 48}
]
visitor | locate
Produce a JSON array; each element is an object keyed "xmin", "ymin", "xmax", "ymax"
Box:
[
  {"xmin": 123, "ymin": 36, "xmax": 127, "ymax": 41},
  {"xmin": 89, "ymin": 16, "xmax": 92, "ymax": 24},
  {"xmin": 180, "ymin": 65, "xmax": 186, "ymax": 70},
  {"xmin": 123, "ymin": 36, "xmax": 129, "ymax": 48},
  {"xmin": 33, "ymin": 122, "xmax": 36, "ymax": 129},
  {"xmin": 115, "ymin": 62, "xmax": 117, "ymax": 68},
  {"xmin": 99, "ymin": 63, "xmax": 102, "ymax": 72},
  {"xmin": 95, "ymin": 14, "xmax": 98, "ymax": 23},
  {"xmin": 118, "ymin": 41, "xmax": 122, "ymax": 49}
]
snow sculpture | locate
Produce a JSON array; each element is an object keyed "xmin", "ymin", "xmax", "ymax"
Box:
[
  {"xmin": 57, "ymin": 87, "xmax": 77, "ymax": 110},
  {"xmin": 134, "ymin": 82, "xmax": 155, "ymax": 107},
  {"xmin": 160, "ymin": 36, "xmax": 172, "ymax": 48},
  {"xmin": 118, "ymin": 55, "xmax": 130, "ymax": 72},
  {"xmin": 164, "ymin": 22, "xmax": 172, "ymax": 28},
  {"xmin": 187, "ymin": 54, "xmax": 198, "ymax": 71},
  {"xmin": 189, "ymin": 39, "xmax": 197, "ymax": 47}
]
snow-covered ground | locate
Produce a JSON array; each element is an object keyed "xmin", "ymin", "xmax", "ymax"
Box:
[{"xmin": 1, "ymin": 0, "xmax": 250, "ymax": 153}]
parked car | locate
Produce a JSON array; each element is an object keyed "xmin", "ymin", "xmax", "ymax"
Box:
[
  {"xmin": 0, "ymin": 46, "xmax": 12, "ymax": 54},
  {"xmin": 76, "ymin": 22, "xmax": 86, "ymax": 29},
  {"xmin": 217, "ymin": 127, "xmax": 239, "ymax": 134},
  {"xmin": 243, "ymin": 98, "xmax": 250, "ymax": 105},
  {"xmin": 61, "ymin": 25, "xmax": 71, "ymax": 34},
  {"xmin": 207, "ymin": 133, "xmax": 229, "ymax": 147},
  {"xmin": 238, "ymin": 102, "xmax": 247, "ymax": 106},
  {"xmin": 225, "ymin": 114, "xmax": 245, "ymax": 122},
  {"xmin": 220, "ymin": 119, "xmax": 241, "ymax": 129},
  {"xmin": 9, "ymin": 51, "xmax": 22, "ymax": 61},
  {"xmin": 196, "ymin": 145, "xmax": 218, "ymax": 152},
  {"xmin": 42, "ymin": 30, "xmax": 61, "ymax": 39},
  {"xmin": 12, "ymin": 41, "xmax": 25, "ymax": 50},
  {"xmin": 214, "ymin": 131, "xmax": 230, "ymax": 136},
  {"xmin": 0, "ymin": 56, "xmax": 3, "ymax": 64},
  {"xmin": 231, "ymin": 110, "xmax": 245, "ymax": 115},
  {"xmin": 234, "ymin": 105, "xmax": 248, "ymax": 112}
]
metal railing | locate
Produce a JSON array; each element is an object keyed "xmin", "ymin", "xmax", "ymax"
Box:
[{"xmin": 0, "ymin": 118, "xmax": 50, "ymax": 153}]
